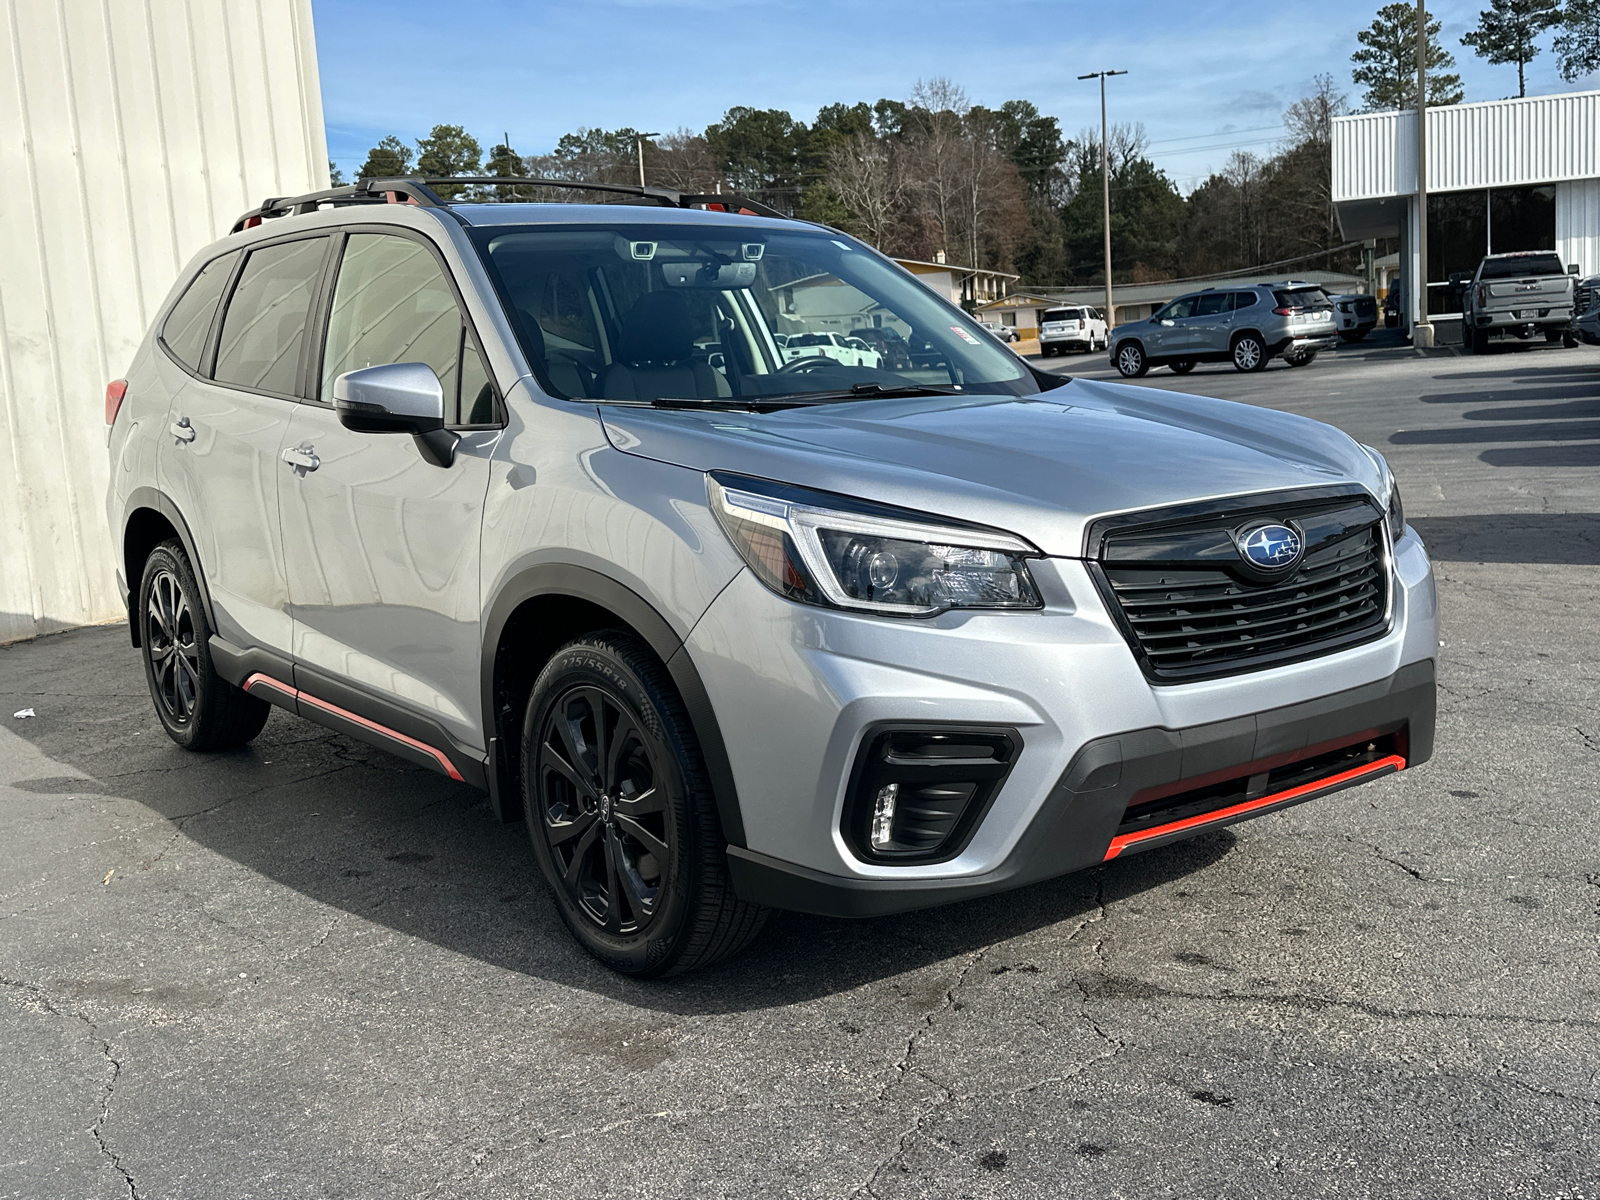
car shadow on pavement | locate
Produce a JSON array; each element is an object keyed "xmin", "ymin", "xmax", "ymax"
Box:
[
  {"xmin": 1407, "ymin": 513, "xmax": 1600, "ymax": 564},
  {"xmin": 1, "ymin": 627, "xmax": 1230, "ymax": 1015}
]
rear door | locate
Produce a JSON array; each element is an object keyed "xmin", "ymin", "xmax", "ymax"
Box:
[
  {"xmin": 1189, "ymin": 291, "xmax": 1237, "ymax": 355},
  {"xmin": 159, "ymin": 236, "xmax": 330, "ymax": 657},
  {"xmin": 276, "ymin": 228, "xmax": 501, "ymax": 754}
]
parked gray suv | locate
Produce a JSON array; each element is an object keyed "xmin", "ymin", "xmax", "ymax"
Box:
[
  {"xmin": 105, "ymin": 178, "xmax": 1437, "ymax": 976},
  {"xmin": 1111, "ymin": 283, "xmax": 1339, "ymax": 377}
]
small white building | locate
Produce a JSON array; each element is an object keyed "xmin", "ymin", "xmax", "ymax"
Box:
[
  {"xmin": 1333, "ymin": 90, "xmax": 1600, "ymax": 334},
  {"xmin": 0, "ymin": 0, "xmax": 328, "ymax": 642}
]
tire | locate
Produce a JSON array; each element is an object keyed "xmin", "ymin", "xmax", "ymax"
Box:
[
  {"xmin": 1170, "ymin": 360, "xmax": 1196, "ymax": 374},
  {"xmin": 1565, "ymin": 331, "xmax": 1580, "ymax": 348},
  {"xmin": 1041, "ymin": 344, "xmax": 1054, "ymax": 357},
  {"xmin": 1339, "ymin": 330, "xmax": 1368, "ymax": 343},
  {"xmin": 137, "ymin": 539, "xmax": 270, "ymax": 751},
  {"xmin": 1468, "ymin": 327, "xmax": 1489, "ymax": 354},
  {"xmin": 1114, "ymin": 340, "xmax": 1148, "ymax": 378},
  {"xmin": 1286, "ymin": 351, "xmax": 1317, "ymax": 368},
  {"xmin": 521, "ymin": 629, "xmax": 767, "ymax": 977},
  {"xmin": 1232, "ymin": 333, "xmax": 1268, "ymax": 372}
]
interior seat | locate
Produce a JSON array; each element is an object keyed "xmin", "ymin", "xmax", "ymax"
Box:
[
  {"xmin": 515, "ymin": 308, "xmax": 591, "ymax": 398},
  {"xmin": 602, "ymin": 291, "xmax": 730, "ymax": 401}
]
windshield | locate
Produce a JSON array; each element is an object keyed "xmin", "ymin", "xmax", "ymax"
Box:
[
  {"xmin": 469, "ymin": 223, "xmax": 1034, "ymax": 404},
  {"xmin": 1479, "ymin": 254, "xmax": 1565, "ymax": 280}
]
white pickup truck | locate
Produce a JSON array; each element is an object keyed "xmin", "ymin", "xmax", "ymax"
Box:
[{"xmin": 1458, "ymin": 251, "xmax": 1577, "ymax": 353}]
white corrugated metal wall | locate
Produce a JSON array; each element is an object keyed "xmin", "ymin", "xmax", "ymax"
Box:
[
  {"xmin": 1333, "ymin": 90, "xmax": 1600, "ymax": 203},
  {"xmin": 0, "ymin": 0, "xmax": 327, "ymax": 643},
  {"xmin": 1557, "ymin": 178, "xmax": 1600, "ymax": 276}
]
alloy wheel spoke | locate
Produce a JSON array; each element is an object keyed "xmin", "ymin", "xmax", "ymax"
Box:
[
  {"xmin": 614, "ymin": 785, "xmax": 663, "ymax": 816},
  {"xmin": 553, "ymin": 710, "xmax": 598, "ymax": 792},
  {"xmin": 546, "ymin": 807, "xmax": 598, "ymax": 846},
  {"xmin": 616, "ymin": 852, "xmax": 656, "ymax": 919},
  {"xmin": 603, "ymin": 708, "xmax": 640, "ymax": 793},
  {"xmin": 602, "ymin": 829, "xmax": 623, "ymax": 932},
  {"xmin": 614, "ymin": 814, "xmax": 669, "ymax": 864},
  {"xmin": 543, "ymin": 741, "xmax": 599, "ymax": 800},
  {"xmin": 563, "ymin": 820, "xmax": 602, "ymax": 887}
]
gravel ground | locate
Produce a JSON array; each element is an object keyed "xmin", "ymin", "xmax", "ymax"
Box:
[{"xmin": 3, "ymin": 331, "xmax": 1597, "ymax": 1199}]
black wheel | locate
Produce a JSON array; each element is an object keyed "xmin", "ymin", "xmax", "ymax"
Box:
[
  {"xmin": 1114, "ymin": 341, "xmax": 1148, "ymax": 378},
  {"xmin": 1468, "ymin": 327, "xmax": 1489, "ymax": 354},
  {"xmin": 1232, "ymin": 334, "xmax": 1268, "ymax": 372},
  {"xmin": 1339, "ymin": 329, "xmax": 1368, "ymax": 343},
  {"xmin": 522, "ymin": 630, "xmax": 766, "ymax": 977},
  {"xmin": 138, "ymin": 540, "xmax": 270, "ymax": 750},
  {"xmin": 1041, "ymin": 344, "xmax": 1054, "ymax": 357},
  {"xmin": 1565, "ymin": 331, "xmax": 1580, "ymax": 348},
  {"xmin": 1169, "ymin": 360, "xmax": 1196, "ymax": 374}
]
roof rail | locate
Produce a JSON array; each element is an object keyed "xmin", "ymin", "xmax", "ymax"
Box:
[{"xmin": 229, "ymin": 176, "xmax": 791, "ymax": 234}]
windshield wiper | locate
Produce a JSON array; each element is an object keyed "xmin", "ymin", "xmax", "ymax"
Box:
[
  {"xmin": 746, "ymin": 382, "xmax": 967, "ymax": 403},
  {"xmin": 597, "ymin": 382, "xmax": 967, "ymax": 413}
]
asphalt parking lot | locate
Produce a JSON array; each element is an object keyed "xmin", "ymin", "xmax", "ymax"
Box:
[{"xmin": 3, "ymin": 332, "xmax": 1598, "ymax": 1199}]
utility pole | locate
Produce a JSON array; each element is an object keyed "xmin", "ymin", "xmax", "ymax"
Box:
[
  {"xmin": 1414, "ymin": 1, "xmax": 1433, "ymax": 347},
  {"xmin": 1079, "ymin": 70, "xmax": 1127, "ymax": 331},
  {"xmin": 636, "ymin": 132, "xmax": 660, "ymax": 189}
]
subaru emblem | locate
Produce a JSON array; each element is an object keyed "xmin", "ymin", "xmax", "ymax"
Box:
[{"xmin": 1236, "ymin": 522, "xmax": 1304, "ymax": 572}]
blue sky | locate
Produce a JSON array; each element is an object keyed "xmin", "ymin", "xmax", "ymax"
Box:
[{"xmin": 313, "ymin": 0, "xmax": 1598, "ymax": 193}]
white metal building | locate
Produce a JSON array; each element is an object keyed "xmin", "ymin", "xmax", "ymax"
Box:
[
  {"xmin": 1333, "ymin": 90, "xmax": 1600, "ymax": 333},
  {"xmin": 0, "ymin": 0, "xmax": 328, "ymax": 643}
]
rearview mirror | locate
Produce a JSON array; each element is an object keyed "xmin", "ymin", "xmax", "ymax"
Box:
[
  {"xmin": 333, "ymin": 362, "xmax": 458, "ymax": 468},
  {"xmin": 660, "ymin": 261, "xmax": 758, "ymax": 289}
]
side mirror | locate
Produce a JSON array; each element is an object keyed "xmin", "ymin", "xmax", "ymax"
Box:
[
  {"xmin": 1570, "ymin": 263, "xmax": 1580, "ymax": 275},
  {"xmin": 333, "ymin": 362, "xmax": 458, "ymax": 468},
  {"xmin": 1448, "ymin": 273, "xmax": 1463, "ymax": 289}
]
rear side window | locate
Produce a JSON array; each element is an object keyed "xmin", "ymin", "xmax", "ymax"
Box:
[
  {"xmin": 213, "ymin": 238, "xmax": 328, "ymax": 396},
  {"xmin": 321, "ymin": 233, "xmax": 485, "ymax": 424},
  {"xmin": 160, "ymin": 251, "xmax": 240, "ymax": 371},
  {"xmin": 1232, "ymin": 291, "xmax": 1259, "ymax": 310}
]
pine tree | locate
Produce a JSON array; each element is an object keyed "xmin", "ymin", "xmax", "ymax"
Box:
[
  {"xmin": 1462, "ymin": 0, "xmax": 1562, "ymax": 96},
  {"xmin": 1352, "ymin": 3, "xmax": 1465, "ymax": 111},
  {"xmin": 356, "ymin": 135, "xmax": 412, "ymax": 180},
  {"xmin": 1554, "ymin": 0, "xmax": 1600, "ymax": 81}
]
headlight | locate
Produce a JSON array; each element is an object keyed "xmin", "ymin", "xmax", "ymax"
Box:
[
  {"xmin": 707, "ymin": 473, "xmax": 1042, "ymax": 616},
  {"xmin": 1386, "ymin": 479, "xmax": 1405, "ymax": 543},
  {"xmin": 1359, "ymin": 444, "xmax": 1405, "ymax": 543}
]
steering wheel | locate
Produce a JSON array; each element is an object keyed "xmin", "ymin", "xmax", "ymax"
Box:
[{"xmin": 776, "ymin": 353, "xmax": 839, "ymax": 374}]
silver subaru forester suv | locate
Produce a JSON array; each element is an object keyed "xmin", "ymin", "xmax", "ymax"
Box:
[{"xmin": 105, "ymin": 178, "xmax": 1436, "ymax": 976}]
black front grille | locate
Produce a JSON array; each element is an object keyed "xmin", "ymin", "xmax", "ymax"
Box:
[
  {"xmin": 1094, "ymin": 493, "xmax": 1389, "ymax": 681},
  {"xmin": 1578, "ymin": 284, "xmax": 1595, "ymax": 315}
]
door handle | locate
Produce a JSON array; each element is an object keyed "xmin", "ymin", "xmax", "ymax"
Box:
[
  {"xmin": 170, "ymin": 416, "xmax": 195, "ymax": 444},
  {"xmin": 281, "ymin": 443, "xmax": 320, "ymax": 476}
]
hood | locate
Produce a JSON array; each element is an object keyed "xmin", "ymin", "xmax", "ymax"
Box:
[{"xmin": 598, "ymin": 378, "xmax": 1384, "ymax": 557}]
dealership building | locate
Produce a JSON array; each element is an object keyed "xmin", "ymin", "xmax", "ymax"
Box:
[{"xmin": 1332, "ymin": 89, "xmax": 1600, "ymax": 337}]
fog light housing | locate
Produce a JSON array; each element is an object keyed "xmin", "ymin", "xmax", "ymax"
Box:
[{"xmin": 844, "ymin": 726, "xmax": 1019, "ymax": 863}]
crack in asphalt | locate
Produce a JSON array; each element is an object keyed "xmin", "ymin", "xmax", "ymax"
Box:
[
  {"xmin": 1, "ymin": 976, "xmax": 139, "ymax": 1199},
  {"xmin": 1075, "ymin": 972, "xmax": 1600, "ymax": 1032}
]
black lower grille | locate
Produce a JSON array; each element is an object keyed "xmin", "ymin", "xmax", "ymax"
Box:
[{"xmin": 1095, "ymin": 493, "xmax": 1390, "ymax": 681}]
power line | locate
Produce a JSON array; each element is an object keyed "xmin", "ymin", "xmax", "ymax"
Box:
[{"xmin": 1147, "ymin": 123, "xmax": 1284, "ymax": 147}]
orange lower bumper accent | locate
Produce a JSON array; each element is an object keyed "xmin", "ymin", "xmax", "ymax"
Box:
[{"xmin": 1102, "ymin": 753, "xmax": 1407, "ymax": 862}]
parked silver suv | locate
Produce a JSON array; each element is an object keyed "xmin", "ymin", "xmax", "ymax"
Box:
[
  {"xmin": 1111, "ymin": 282, "xmax": 1339, "ymax": 377},
  {"xmin": 105, "ymin": 179, "xmax": 1437, "ymax": 976}
]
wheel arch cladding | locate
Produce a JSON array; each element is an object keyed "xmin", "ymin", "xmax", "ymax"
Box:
[
  {"xmin": 481, "ymin": 563, "xmax": 746, "ymax": 846},
  {"xmin": 122, "ymin": 489, "xmax": 216, "ymax": 649}
]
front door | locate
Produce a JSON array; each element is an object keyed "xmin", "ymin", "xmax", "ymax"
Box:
[
  {"xmin": 1149, "ymin": 295, "xmax": 1198, "ymax": 356},
  {"xmin": 159, "ymin": 236, "xmax": 330, "ymax": 656},
  {"xmin": 277, "ymin": 230, "xmax": 500, "ymax": 752}
]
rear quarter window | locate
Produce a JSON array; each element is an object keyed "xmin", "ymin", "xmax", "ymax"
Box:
[{"xmin": 160, "ymin": 251, "xmax": 241, "ymax": 371}]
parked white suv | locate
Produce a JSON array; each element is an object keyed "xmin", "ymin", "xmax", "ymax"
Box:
[{"xmin": 1038, "ymin": 306, "xmax": 1106, "ymax": 356}]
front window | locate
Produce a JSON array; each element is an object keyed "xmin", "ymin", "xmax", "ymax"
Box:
[{"xmin": 470, "ymin": 223, "xmax": 1034, "ymax": 404}]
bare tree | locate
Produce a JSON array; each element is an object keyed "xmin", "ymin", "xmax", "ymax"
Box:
[
  {"xmin": 649, "ymin": 129, "xmax": 723, "ymax": 193},
  {"xmin": 1283, "ymin": 73, "xmax": 1349, "ymax": 146},
  {"xmin": 824, "ymin": 131, "xmax": 905, "ymax": 247}
]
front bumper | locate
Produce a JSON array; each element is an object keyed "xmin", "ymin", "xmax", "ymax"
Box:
[
  {"xmin": 729, "ymin": 659, "xmax": 1433, "ymax": 917},
  {"xmin": 687, "ymin": 529, "xmax": 1438, "ymax": 911}
]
